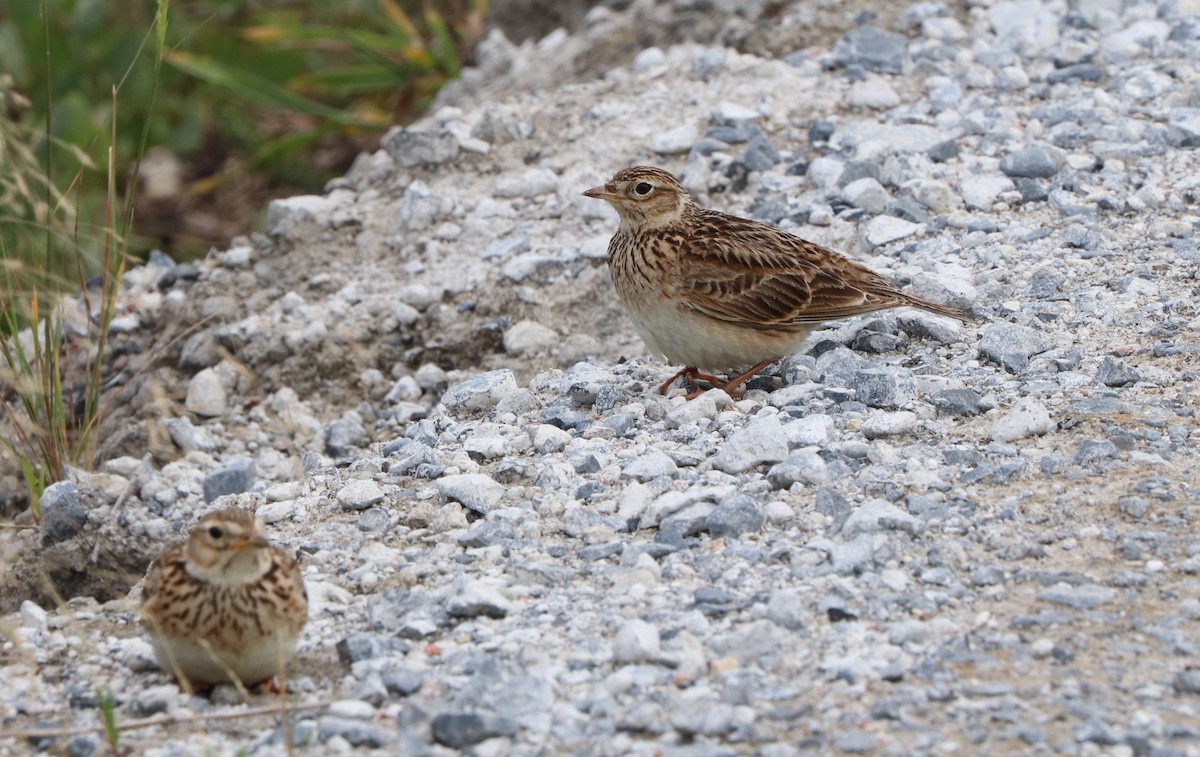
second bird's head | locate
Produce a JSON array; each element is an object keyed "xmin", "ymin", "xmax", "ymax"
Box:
[{"xmin": 584, "ymin": 166, "xmax": 692, "ymax": 231}]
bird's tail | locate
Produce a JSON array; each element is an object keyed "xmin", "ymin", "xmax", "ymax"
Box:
[{"xmin": 903, "ymin": 293, "xmax": 973, "ymax": 322}]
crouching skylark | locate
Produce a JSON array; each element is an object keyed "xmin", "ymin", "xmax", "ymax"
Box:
[
  {"xmin": 584, "ymin": 166, "xmax": 968, "ymax": 397},
  {"xmin": 141, "ymin": 507, "xmax": 308, "ymax": 691}
]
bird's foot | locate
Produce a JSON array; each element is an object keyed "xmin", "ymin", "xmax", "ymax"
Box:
[
  {"xmin": 715, "ymin": 358, "xmax": 776, "ymax": 398},
  {"xmin": 254, "ymin": 676, "xmax": 285, "ymax": 695},
  {"xmin": 659, "ymin": 367, "xmax": 725, "ymax": 397}
]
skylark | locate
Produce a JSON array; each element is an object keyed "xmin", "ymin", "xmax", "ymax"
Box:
[
  {"xmin": 141, "ymin": 507, "xmax": 308, "ymax": 691},
  {"xmin": 584, "ymin": 166, "xmax": 968, "ymax": 397}
]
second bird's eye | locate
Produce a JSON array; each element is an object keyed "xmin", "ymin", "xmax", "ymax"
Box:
[
  {"xmin": 634, "ymin": 182, "xmax": 653, "ymax": 196},
  {"xmin": 208, "ymin": 526, "xmax": 223, "ymax": 539}
]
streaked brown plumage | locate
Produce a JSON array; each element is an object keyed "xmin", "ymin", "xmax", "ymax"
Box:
[
  {"xmin": 583, "ymin": 166, "xmax": 968, "ymax": 397},
  {"xmin": 141, "ymin": 507, "xmax": 307, "ymax": 690}
]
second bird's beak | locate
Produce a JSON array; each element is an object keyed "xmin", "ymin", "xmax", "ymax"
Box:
[{"xmin": 583, "ymin": 185, "xmax": 620, "ymax": 202}]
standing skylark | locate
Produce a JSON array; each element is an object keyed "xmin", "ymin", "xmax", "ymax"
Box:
[
  {"xmin": 141, "ymin": 507, "xmax": 308, "ymax": 691},
  {"xmin": 584, "ymin": 166, "xmax": 968, "ymax": 397}
]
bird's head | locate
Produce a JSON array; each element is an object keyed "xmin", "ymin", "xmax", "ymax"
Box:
[
  {"xmin": 185, "ymin": 508, "xmax": 273, "ymax": 585},
  {"xmin": 583, "ymin": 166, "xmax": 693, "ymax": 231}
]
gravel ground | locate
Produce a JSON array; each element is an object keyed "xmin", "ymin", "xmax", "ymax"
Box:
[{"xmin": 3, "ymin": 0, "xmax": 1200, "ymax": 755}]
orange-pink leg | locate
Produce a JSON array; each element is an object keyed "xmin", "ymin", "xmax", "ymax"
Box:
[
  {"xmin": 712, "ymin": 358, "xmax": 776, "ymax": 398},
  {"xmin": 658, "ymin": 366, "xmax": 725, "ymax": 396},
  {"xmin": 660, "ymin": 360, "xmax": 778, "ymax": 400}
]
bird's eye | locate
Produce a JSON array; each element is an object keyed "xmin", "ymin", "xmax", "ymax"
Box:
[
  {"xmin": 633, "ymin": 182, "xmax": 653, "ymax": 196},
  {"xmin": 207, "ymin": 526, "xmax": 223, "ymax": 540}
]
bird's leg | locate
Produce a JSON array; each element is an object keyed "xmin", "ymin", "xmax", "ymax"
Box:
[
  {"xmin": 254, "ymin": 676, "xmax": 285, "ymax": 695},
  {"xmin": 715, "ymin": 358, "xmax": 776, "ymax": 398},
  {"xmin": 659, "ymin": 366, "xmax": 724, "ymax": 396}
]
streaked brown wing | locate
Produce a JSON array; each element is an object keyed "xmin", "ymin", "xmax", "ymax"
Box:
[{"xmin": 678, "ymin": 211, "xmax": 906, "ymax": 329}]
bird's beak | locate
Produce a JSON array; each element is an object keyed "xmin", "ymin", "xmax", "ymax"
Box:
[
  {"xmin": 234, "ymin": 534, "xmax": 270, "ymax": 550},
  {"xmin": 583, "ymin": 184, "xmax": 620, "ymax": 201}
]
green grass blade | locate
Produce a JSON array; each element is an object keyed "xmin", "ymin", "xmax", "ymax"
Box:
[{"xmin": 167, "ymin": 51, "xmax": 375, "ymax": 126}]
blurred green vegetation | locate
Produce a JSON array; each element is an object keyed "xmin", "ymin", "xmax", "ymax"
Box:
[{"xmin": 0, "ymin": 0, "xmax": 487, "ymax": 262}]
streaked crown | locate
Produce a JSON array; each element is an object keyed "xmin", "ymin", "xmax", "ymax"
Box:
[{"xmin": 583, "ymin": 166, "xmax": 693, "ymax": 230}]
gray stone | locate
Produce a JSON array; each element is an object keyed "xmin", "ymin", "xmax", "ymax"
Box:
[
  {"xmin": 991, "ymin": 398, "xmax": 1053, "ymax": 442},
  {"xmin": 1039, "ymin": 583, "xmax": 1115, "ymax": 609},
  {"xmin": 623, "ymin": 451, "xmax": 679, "ymax": 482},
  {"xmin": 784, "ymin": 415, "xmax": 835, "ymax": 446},
  {"xmin": 436, "ymin": 474, "xmax": 505, "ymax": 514},
  {"xmin": 40, "ymin": 481, "xmax": 87, "ymax": 544},
  {"xmin": 446, "ymin": 580, "xmax": 511, "ymax": 618},
  {"xmin": 482, "ymin": 235, "xmax": 530, "ymax": 260},
  {"xmin": 1095, "ymin": 356, "xmax": 1140, "ymax": 387},
  {"xmin": 1173, "ymin": 670, "xmax": 1200, "ymax": 695},
  {"xmin": 695, "ymin": 47, "xmax": 727, "ymax": 79},
  {"xmin": 166, "ymin": 417, "xmax": 219, "ymax": 452},
  {"xmin": 493, "ymin": 168, "xmax": 558, "ymax": 198},
  {"xmin": 326, "ymin": 416, "xmax": 366, "ymax": 458},
  {"xmin": 530, "ymin": 424, "xmax": 571, "ymax": 453},
  {"xmin": 399, "ymin": 180, "xmax": 440, "ymax": 228},
  {"xmin": 1000, "ymin": 145, "xmax": 1062, "ymax": 179},
  {"xmin": 381, "ymin": 666, "xmax": 425, "ymax": 697},
  {"xmin": 336, "ymin": 634, "xmax": 390, "ymax": 664},
  {"xmin": 712, "ymin": 101, "xmax": 760, "ymax": 124},
  {"xmin": 979, "ymin": 322, "xmax": 1054, "ymax": 372},
  {"xmin": 66, "ymin": 735, "xmax": 99, "ymax": 757},
  {"xmin": 807, "ymin": 156, "xmax": 845, "ymax": 189},
  {"xmin": 959, "ymin": 175, "xmax": 1016, "ymax": 210},
  {"xmin": 908, "ymin": 179, "xmax": 959, "ymax": 213},
  {"xmin": 659, "ymin": 501, "xmax": 715, "ymax": 542},
  {"xmin": 382, "ymin": 127, "xmax": 459, "ymax": 167},
  {"xmin": 928, "ymin": 77, "xmax": 963, "ymax": 113},
  {"xmin": 732, "ymin": 136, "xmax": 781, "ymax": 173},
  {"xmin": 337, "ymin": 479, "xmax": 386, "ymax": 511},
  {"xmin": 133, "ymin": 685, "xmax": 178, "ymax": 717},
  {"xmin": 503, "ymin": 320, "xmax": 556, "ymax": 356},
  {"xmin": 614, "ymin": 618, "xmax": 661, "ymax": 663},
  {"xmin": 318, "ymin": 715, "xmax": 394, "ymax": 748},
  {"xmin": 651, "ymin": 124, "xmax": 699, "ymax": 154},
  {"xmin": 431, "ymin": 712, "xmax": 518, "ymax": 749},
  {"xmin": 987, "ymin": 0, "xmax": 1059, "ymax": 54},
  {"xmin": 263, "ymin": 195, "xmax": 336, "ymax": 236},
  {"xmin": 815, "ymin": 346, "xmax": 868, "ymax": 387},
  {"xmin": 457, "ymin": 520, "xmax": 515, "ymax": 548},
  {"xmin": 841, "ymin": 499, "xmax": 918, "ymax": 538},
  {"xmin": 835, "ymin": 731, "xmax": 877, "ymax": 753},
  {"xmin": 833, "ymin": 26, "xmax": 907, "ymax": 74},
  {"xmin": 1118, "ymin": 496, "xmax": 1150, "ymax": 518},
  {"xmin": 928, "ymin": 138, "xmax": 960, "ymax": 162},
  {"xmin": 202, "ymin": 457, "xmax": 256, "ymax": 503},
  {"xmin": 471, "ymin": 105, "xmax": 532, "ymax": 145},
  {"xmin": 705, "ymin": 494, "xmax": 765, "ymax": 537},
  {"xmin": 848, "ymin": 77, "xmax": 900, "ymax": 110},
  {"xmin": 185, "ymin": 367, "xmax": 226, "ymax": 417},
  {"xmin": 1167, "ymin": 108, "xmax": 1200, "ymax": 148},
  {"xmin": 670, "ymin": 698, "xmax": 737, "ymax": 737},
  {"xmin": 665, "ymin": 391, "xmax": 721, "ymax": 428},
  {"xmin": 852, "ymin": 368, "xmax": 916, "ymax": 409},
  {"xmin": 861, "ymin": 410, "xmax": 918, "ymax": 439},
  {"xmin": 712, "ymin": 414, "xmax": 789, "ymax": 473},
  {"xmin": 1104, "ymin": 19, "xmax": 1170, "ymax": 57},
  {"xmin": 1047, "ymin": 63, "xmax": 1102, "ymax": 84},
  {"xmin": 442, "ymin": 370, "xmax": 518, "ymax": 413},
  {"xmin": 930, "ymin": 388, "xmax": 983, "ymax": 416},
  {"xmin": 766, "ymin": 587, "xmax": 806, "ymax": 631},
  {"xmin": 1074, "ymin": 439, "xmax": 1118, "ymax": 466},
  {"xmin": 865, "ymin": 215, "xmax": 920, "ymax": 252},
  {"xmin": 767, "ymin": 449, "xmax": 829, "ymax": 489}
]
